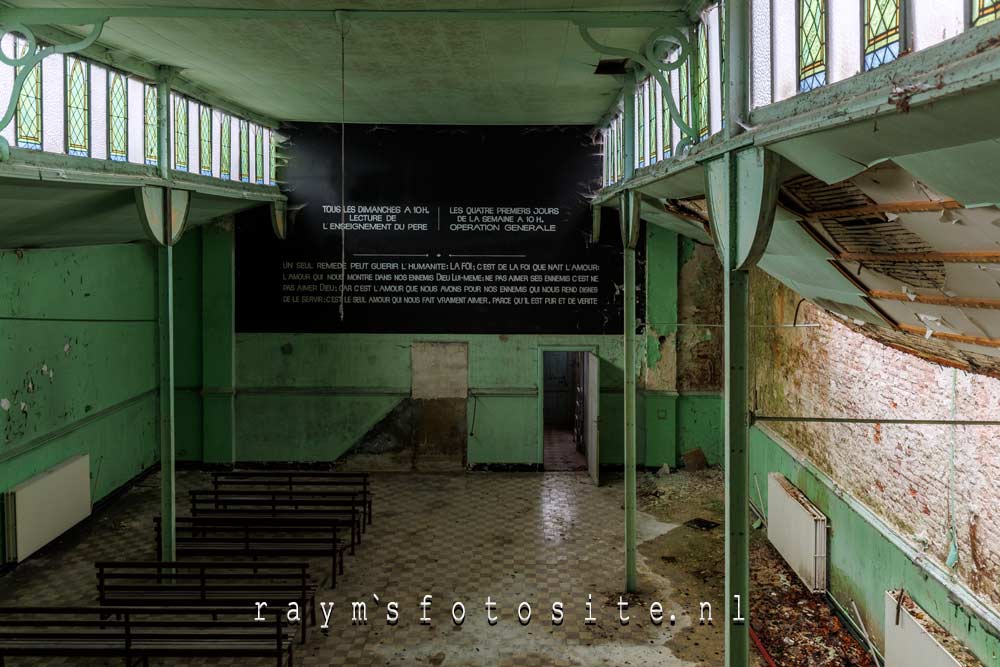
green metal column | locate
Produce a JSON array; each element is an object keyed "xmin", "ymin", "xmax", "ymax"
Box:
[
  {"xmin": 156, "ymin": 70, "xmax": 176, "ymax": 561},
  {"xmin": 201, "ymin": 220, "xmax": 236, "ymax": 464},
  {"xmin": 621, "ymin": 75, "xmax": 638, "ymax": 594},
  {"xmin": 725, "ymin": 2, "xmax": 751, "ymax": 665}
]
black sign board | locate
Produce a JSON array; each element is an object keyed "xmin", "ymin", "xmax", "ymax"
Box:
[{"xmin": 235, "ymin": 124, "xmax": 629, "ymax": 334}]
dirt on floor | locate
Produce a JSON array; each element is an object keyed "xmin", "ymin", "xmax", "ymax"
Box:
[{"xmin": 636, "ymin": 464, "xmax": 881, "ymax": 667}]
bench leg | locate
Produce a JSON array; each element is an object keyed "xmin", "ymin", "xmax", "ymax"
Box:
[{"xmin": 368, "ymin": 497, "xmax": 373, "ymax": 526}]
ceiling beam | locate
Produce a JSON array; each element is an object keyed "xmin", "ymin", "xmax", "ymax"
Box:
[
  {"xmin": 806, "ymin": 199, "xmax": 963, "ymax": 220},
  {"xmin": 898, "ymin": 323, "xmax": 1000, "ymax": 349},
  {"xmin": 0, "ymin": 7, "xmax": 688, "ymax": 28},
  {"xmin": 870, "ymin": 289, "xmax": 1000, "ymax": 311},
  {"xmin": 839, "ymin": 250, "xmax": 1000, "ymax": 264}
]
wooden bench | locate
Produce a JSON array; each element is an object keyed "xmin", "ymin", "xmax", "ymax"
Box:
[
  {"xmin": 189, "ymin": 489, "xmax": 364, "ymax": 547},
  {"xmin": 212, "ymin": 470, "xmax": 373, "ymax": 526},
  {"xmin": 96, "ymin": 561, "xmax": 317, "ymax": 643},
  {"xmin": 0, "ymin": 606, "xmax": 293, "ymax": 667},
  {"xmin": 155, "ymin": 516, "xmax": 348, "ymax": 586}
]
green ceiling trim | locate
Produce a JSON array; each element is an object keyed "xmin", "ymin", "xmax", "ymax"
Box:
[{"xmin": 0, "ymin": 7, "xmax": 688, "ymax": 28}]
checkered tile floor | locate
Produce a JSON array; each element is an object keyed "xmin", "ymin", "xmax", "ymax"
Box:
[{"xmin": 0, "ymin": 469, "xmax": 703, "ymax": 666}]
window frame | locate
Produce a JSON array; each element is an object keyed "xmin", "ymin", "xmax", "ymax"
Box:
[
  {"xmin": 107, "ymin": 69, "xmax": 129, "ymax": 162},
  {"xmin": 861, "ymin": 0, "xmax": 907, "ymax": 72},
  {"xmin": 64, "ymin": 54, "xmax": 92, "ymax": 157},
  {"xmin": 796, "ymin": 0, "xmax": 829, "ymax": 92},
  {"xmin": 14, "ymin": 37, "xmax": 43, "ymax": 151}
]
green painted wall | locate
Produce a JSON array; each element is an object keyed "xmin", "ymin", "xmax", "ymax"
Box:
[
  {"xmin": 0, "ymin": 244, "xmax": 160, "ymax": 562},
  {"xmin": 173, "ymin": 229, "xmax": 204, "ymax": 461},
  {"xmin": 751, "ymin": 426, "xmax": 1000, "ymax": 665}
]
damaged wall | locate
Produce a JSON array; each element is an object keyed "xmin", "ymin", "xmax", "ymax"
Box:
[
  {"xmin": 643, "ymin": 228, "xmax": 724, "ymax": 467},
  {"xmin": 0, "ymin": 244, "xmax": 160, "ymax": 562},
  {"xmin": 749, "ymin": 268, "xmax": 1000, "ymax": 662}
]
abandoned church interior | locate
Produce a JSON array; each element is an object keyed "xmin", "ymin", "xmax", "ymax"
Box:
[{"xmin": 0, "ymin": 1, "xmax": 999, "ymax": 666}]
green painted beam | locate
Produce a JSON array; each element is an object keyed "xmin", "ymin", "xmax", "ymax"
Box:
[
  {"xmin": 621, "ymin": 75, "xmax": 638, "ymax": 595},
  {"xmin": 201, "ymin": 221, "xmax": 235, "ymax": 465},
  {"xmin": 155, "ymin": 70, "xmax": 175, "ymax": 561},
  {"xmin": 0, "ymin": 7, "xmax": 688, "ymax": 27}
]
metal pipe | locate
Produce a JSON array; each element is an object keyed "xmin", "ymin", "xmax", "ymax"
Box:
[{"xmin": 752, "ymin": 414, "xmax": 1000, "ymax": 426}]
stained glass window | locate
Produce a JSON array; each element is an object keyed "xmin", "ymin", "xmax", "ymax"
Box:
[
  {"xmin": 144, "ymin": 85, "xmax": 158, "ymax": 166},
  {"xmin": 239, "ymin": 119, "xmax": 249, "ymax": 183},
  {"xmin": 220, "ymin": 115, "xmax": 231, "ymax": 179},
  {"xmin": 973, "ymin": 0, "xmax": 999, "ymax": 25},
  {"xmin": 799, "ymin": 0, "xmax": 827, "ymax": 91},
  {"xmin": 270, "ymin": 132, "xmax": 277, "ymax": 183},
  {"xmin": 864, "ymin": 0, "xmax": 900, "ymax": 70},
  {"xmin": 719, "ymin": 0, "xmax": 726, "ymax": 128},
  {"xmin": 173, "ymin": 95, "xmax": 188, "ymax": 171},
  {"xmin": 199, "ymin": 105, "xmax": 212, "ymax": 176},
  {"xmin": 661, "ymin": 76, "xmax": 672, "ymax": 159},
  {"xmin": 14, "ymin": 38, "xmax": 42, "ymax": 150},
  {"xmin": 696, "ymin": 23, "xmax": 710, "ymax": 140},
  {"xmin": 255, "ymin": 125, "xmax": 264, "ymax": 184},
  {"xmin": 108, "ymin": 71, "xmax": 128, "ymax": 162},
  {"xmin": 648, "ymin": 81, "xmax": 657, "ymax": 165},
  {"xmin": 635, "ymin": 87, "xmax": 645, "ymax": 168},
  {"xmin": 65, "ymin": 56, "xmax": 90, "ymax": 157},
  {"xmin": 678, "ymin": 59, "xmax": 690, "ymax": 152}
]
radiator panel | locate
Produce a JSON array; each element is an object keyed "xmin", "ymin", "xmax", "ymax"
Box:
[
  {"xmin": 3, "ymin": 454, "xmax": 91, "ymax": 562},
  {"xmin": 884, "ymin": 591, "xmax": 961, "ymax": 667},
  {"xmin": 766, "ymin": 472, "xmax": 828, "ymax": 592}
]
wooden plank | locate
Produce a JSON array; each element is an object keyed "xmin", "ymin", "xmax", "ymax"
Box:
[{"xmin": 871, "ymin": 290, "xmax": 1000, "ymax": 311}]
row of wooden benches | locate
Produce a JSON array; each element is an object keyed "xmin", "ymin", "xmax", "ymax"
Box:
[{"xmin": 0, "ymin": 469, "xmax": 374, "ymax": 667}]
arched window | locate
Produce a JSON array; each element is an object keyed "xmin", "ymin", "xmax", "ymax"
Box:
[
  {"xmin": 108, "ymin": 71, "xmax": 128, "ymax": 162},
  {"xmin": 65, "ymin": 56, "xmax": 90, "ymax": 156},
  {"xmin": 696, "ymin": 23, "xmax": 710, "ymax": 141},
  {"xmin": 220, "ymin": 115, "xmax": 231, "ymax": 179},
  {"xmin": 255, "ymin": 125, "xmax": 264, "ymax": 184},
  {"xmin": 173, "ymin": 95, "xmax": 188, "ymax": 171},
  {"xmin": 144, "ymin": 84, "xmax": 157, "ymax": 165},
  {"xmin": 14, "ymin": 37, "xmax": 42, "ymax": 150},
  {"xmin": 239, "ymin": 119, "xmax": 249, "ymax": 183},
  {"xmin": 199, "ymin": 105, "xmax": 212, "ymax": 176},
  {"xmin": 973, "ymin": 0, "xmax": 999, "ymax": 25},
  {"xmin": 864, "ymin": 0, "xmax": 901, "ymax": 70},
  {"xmin": 799, "ymin": 0, "xmax": 826, "ymax": 91},
  {"xmin": 661, "ymin": 75, "xmax": 672, "ymax": 159},
  {"xmin": 678, "ymin": 58, "xmax": 691, "ymax": 150},
  {"xmin": 635, "ymin": 84, "xmax": 645, "ymax": 168}
]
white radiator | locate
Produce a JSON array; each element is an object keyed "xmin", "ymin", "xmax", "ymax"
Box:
[
  {"xmin": 766, "ymin": 472, "xmax": 828, "ymax": 592},
  {"xmin": 884, "ymin": 591, "xmax": 961, "ymax": 667},
  {"xmin": 3, "ymin": 454, "xmax": 91, "ymax": 563}
]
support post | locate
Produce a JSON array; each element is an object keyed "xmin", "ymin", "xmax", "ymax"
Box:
[
  {"xmin": 155, "ymin": 68, "xmax": 176, "ymax": 561},
  {"xmin": 202, "ymin": 219, "xmax": 236, "ymax": 464},
  {"xmin": 724, "ymin": 2, "xmax": 751, "ymax": 665},
  {"xmin": 621, "ymin": 75, "xmax": 638, "ymax": 594}
]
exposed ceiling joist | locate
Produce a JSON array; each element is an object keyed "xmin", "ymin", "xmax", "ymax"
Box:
[
  {"xmin": 838, "ymin": 251, "xmax": 1000, "ymax": 264},
  {"xmin": 870, "ymin": 290, "xmax": 1000, "ymax": 311}
]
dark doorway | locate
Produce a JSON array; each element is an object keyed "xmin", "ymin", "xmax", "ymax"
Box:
[{"xmin": 542, "ymin": 351, "xmax": 587, "ymax": 471}]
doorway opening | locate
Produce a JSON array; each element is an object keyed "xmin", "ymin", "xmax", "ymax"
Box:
[{"xmin": 542, "ymin": 350, "xmax": 600, "ymax": 481}]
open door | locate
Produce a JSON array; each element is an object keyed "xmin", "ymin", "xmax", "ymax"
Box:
[{"xmin": 585, "ymin": 351, "xmax": 600, "ymax": 485}]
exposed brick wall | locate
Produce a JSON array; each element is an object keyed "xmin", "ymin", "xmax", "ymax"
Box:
[
  {"xmin": 751, "ymin": 269, "xmax": 1000, "ymax": 611},
  {"xmin": 677, "ymin": 239, "xmax": 723, "ymax": 392}
]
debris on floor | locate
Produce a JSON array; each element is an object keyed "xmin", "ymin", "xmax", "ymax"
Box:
[
  {"xmin": 750, "ymin": 530, "xmax": 875, "ymax": 667},
  {"xmin": 681, "ymin": 448, "xmax": 709, "ymax": 471}
]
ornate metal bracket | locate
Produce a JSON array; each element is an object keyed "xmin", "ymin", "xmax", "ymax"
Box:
[
  {"xmin": 0, "ymin": 20, "xmax": 107, "ymax": 161},
  {"xmin": 578, "ymin": 24, "xmax": 698, "ymax": 153}
]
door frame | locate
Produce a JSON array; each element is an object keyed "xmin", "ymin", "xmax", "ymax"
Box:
[{"xmin": 536, "ymin": 344, "xmax": 599, "ymax": 467}]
